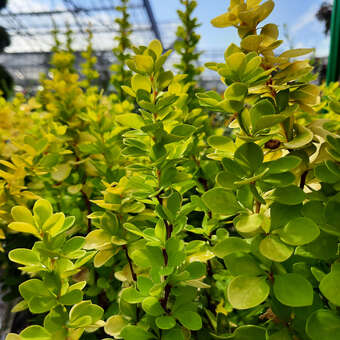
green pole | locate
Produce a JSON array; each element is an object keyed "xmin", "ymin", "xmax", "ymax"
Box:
[{"xmin": 326, "ymin": 0, "xmax": 340, "ymax": 84}]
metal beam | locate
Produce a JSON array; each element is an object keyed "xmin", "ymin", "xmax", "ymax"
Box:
[
  {"xmin": 142, "ymin": 0, "xmax": 162, "ymax": 44},
  {"xmin": 326, "ymin": 0, "xmax": 340, "ymax": 84},
  {"xmin": 5, "ymin": 26, "xmax": 152, "ymax": 36},
  {"xmin": 0, "ymin": 5, "xmax": 142, "ymax": 17}
]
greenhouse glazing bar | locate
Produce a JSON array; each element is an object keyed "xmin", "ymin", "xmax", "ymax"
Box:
[{"xmin": 326, "ymin": 0, "xmax": 340, "ymax": 84}]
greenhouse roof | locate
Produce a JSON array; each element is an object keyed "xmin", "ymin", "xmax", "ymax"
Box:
[{"xmin": 0, "ymin": 0, "xmax": 176, "ymax": 53}]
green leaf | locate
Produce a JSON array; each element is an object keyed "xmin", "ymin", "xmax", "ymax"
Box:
[
  {"xmin": 262, "ymin": 172, "xmax": 295, "ymax": 187},
  {"xmin": 116, "ymin": 113, "xmax": 144, "ymax": 129},
  {"xmin": 241, "ymin": 35, "xmax": 261, "ymax": 51},
  {"xmin": 51, "ymin": 164, "xmax": 72, "ymax": 182},
  {"xmin": 211, "ymin": 12, "xmax": 235, "ymax": 28},
  {"xmin": 161, "ymin": 328, "xmax": 185, "ymax": 340},
  {"xmin": 33, "ymin": 199, "xmax": 53, "ymax": 228},
  {"xmin": 295, "ymin": 232, "xmax": 338, "ymax": 260},
  {"xmin": 43, "ymin": 213, "xmax": 65, "ymax": 233},
  {"xmin": 121, "ymin": 85, "xmax": 136, "ymax": 97},
  {"xmin": 320, "ymin": 270, "xmax": 340, "ymax": 306},
  {"xmin": 69, "ymin": 301, "xmax": 103, "ymax": 324},
  {"xmin": 134, "ymin": 55, "xmax": 154, "ymax": 73},
  {"xmin": 259, "ymin": 235, "xmax": 293, "ymax": 262},
  {"xmin": 121, "ymin": 287, "xmax": 145, "ymax": 303},
  {"xmin": 224, "ymin": 82, "xmax": 248, "ymax": 101},
  {"xmin": 207, "ymin": 135, "xmax": 235, "ymax": 152},
  {"xmin": 20, "ymin": 326, "xmax": 51, "ymax": 340},
  {"xmin": 202, "ymin": 188, "xmax": 240, "ymax": 215},
  {"xmin": 273, "ymin": 273, "xmax": 313, "ymax": 307},
  {"xmin": 137, "ymin": 277, "xmax": 153, "ymax": 296},
  {"xmin": 231, "ymin": 325, "xmax": 267, "ymax": 340},
  {"xmin": 5, "ymin": 334, "xmax": 21, "ymax": 340},
  {"xmin": 234, "ymin": 143, "xmax": 263, "ymax": 171},
  {"xmin": 235, "ymin": 214, "xmax": 263, "ymax": 235},
  {"xmin": 155, "ymin": 316, "xmax": 176, "ymax": 330},
  {"xmin": 175, "ymin": 311, "xmax": 202, "ymax": 331},
  {"xmin": 142, "ymin": 297, "xmax": 164, "ymax": 316},
  {"xmin": 250, "ymin": 99, "xmax": 275, "ymax": 129},
  {"xmin": 272, "ymin": 185, "xmax": 305, "ymax": 205},
  {"xmin": 280, "ymin": 48, "xmax": 314, "ymax": 58},
  {"xmin": 148, "ymin": 39, "xmax": 163, "ymax": 56},
  {"xmin": 234, "ymin": 142, "xmax": 263, "ymax": 171},
  {"xmin": 265, "ymin": 156, "xmax": 301, "ymax": 174},
  {"xmin": 301, "ymin": 201, "xmax": 326, "ymax": 225},
  {"xmin": 224, "ymin": 253, "xmax": 263, "ymax": 276},
  {"xmin": 120, "ymin": 325, "xmax": 154, "ymax": 340},
  {"xmin": 306, "ymin": 310, "xmax": 340, "ymax": 340},
  {"xmin": 213, "ymin": 237, "xmax": 251, "ymax": 258},
  {"xmin": 216, "ymin": 170, "xmax": 239, "ymax": 189},
  {"xmin": 171, "ymin": 124, "xmax": 196, "ymax": 137},
  {"xmin": 268, "ymin": 328, "xmax": 291, "ymax": 340},
  {"xmin": 131, "ymin": 74, "xmax": 151, "ymax": 93},
  {"xmin": 28, "ymin": 296, "xmax": 56, "ymax": 314},
  {"xmin": 11, "ymin": 206, "xmax": 34, "ymax": 224},
  {"xmin": 104, "ymin": 315, "xmax": 128, "ymax": 337},
  {"xmin": 19, "ymin": 279, "xmax": 49, "ymax": 300},
  {"xmin": 186, "ymin": 262, "xmax": 206, "ymax": 280},
  {"xmin": 314, "ymin": 163, "xmax": 340, "ymax": 183},
  {"xmin": 270, "ymin": 202, "xmax": 302, "ymax": 229},
  {"xmin": 226, "ymin": 52, "xmax": 246, "ymax": 73},
  {"xmin": 253, "ymin": 114, "xmax": 287, "ymax": 133},
  {"xmin": 11, "ymin": 300, "xmax": 28, "ymax": 313},
  {"xmin": 59, "ymin": 290, "xmax": 83, "ymax": 305},
  {"xmin": 9, "ymin": 249, "xmax": 40, "ymax": 266},
  {"xmin": 279, "ymin": 217, "xmax": 320, "ymax": 246},
  {"xmin": 62, "ymin": 236, "xmax": 85, "ymax": 255},
  {"xmin": 8, "ymin": 222, "xmax": 39, "ymax": 237},
  {"xmin": 325, "ymin": 160, "xmax": 340, "ymax": 177},
  {"xmin": 283, "ymin": 124, "xmax": 313, "ymax": 149},
  {"xmin": 325, "ymin": 201, "xmax": 340, "ymax": 229},
  {"xmin": 227, "ymin": 275, "xmax": 269, "ymax": 309}
]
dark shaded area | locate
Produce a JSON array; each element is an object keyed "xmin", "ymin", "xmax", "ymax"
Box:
[
  {"xmin": 0, "ymin": 0, "xmax": 13, "ymax": 98},
  {"xmin": 0, "ymin": 26, "xmax": 10, "ymax": 52},
  {"xmin": 316, "ymin": 2, "xmax": 333, "ymax": 35},
  {"xmin": 0, "ymin": 64, "xmax": 13, "ymax": 98}
]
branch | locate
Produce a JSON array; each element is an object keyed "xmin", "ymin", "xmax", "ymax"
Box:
[{"xmin": 123, "ymin": 244, "xmax": 137, "ymax": 281}]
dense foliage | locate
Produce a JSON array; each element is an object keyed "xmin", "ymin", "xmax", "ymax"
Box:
[{"xmin": 1, "ymin": 0, "xmax": 340, "ymax": 339}]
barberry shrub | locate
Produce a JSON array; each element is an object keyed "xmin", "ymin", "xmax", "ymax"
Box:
[{"xmin": 1, "ymin": 1, "xmax": 340, "ymax": 340}]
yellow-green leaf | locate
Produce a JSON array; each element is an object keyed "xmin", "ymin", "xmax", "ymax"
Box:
[
  {"xmin": 241, "ymin": 35, "xmax": 261, "ymax": 51},
  {"xmin": 116, "ymin": 113, "xmax": 144, "ymax": 129},
  {"xmin": 11, "ymin": 206, "xmax": 35, "ymax": 225},
  {"xmin": 51, "ymin": 164, "xmax": 72, "ymax": 182},
  {"xmin": 131, "ymin": 74, "xmax": 151, "ymax": 93},
  {"xmin": 148, "ymin": 40, "xmax": 163, "ymax": 57},
  {"xmin": 8, "ymin": 222, "xmax": 40, "ymax": 238},
  {"xmin": 134, "ymin": 55, "xmax": 154, "ymax": 73},
  {"xmin": 280, "ymin": 48, "xmax": 314, "ymax": 59}
]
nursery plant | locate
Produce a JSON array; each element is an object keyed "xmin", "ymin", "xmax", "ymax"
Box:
[{"xmin": 1, "ymin": 0, "xmax": 340, "ymax": 339}]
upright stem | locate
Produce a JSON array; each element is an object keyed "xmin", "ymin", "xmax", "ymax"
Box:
[
  {"xmin": 123, "ymin": 244, "xmax": 137, "ymax": 281},
  {"xmin": 300, "ymin": 170, "xmax": 308, "ymax": 189},
  {"xmin": 81, "ymin": 189, "xmax": 92, "ymax": 233}
]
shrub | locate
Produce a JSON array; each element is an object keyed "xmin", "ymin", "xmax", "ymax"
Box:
[{"xmin": 1, "ymin": 0, "xmax": 340, "ymax": 339}]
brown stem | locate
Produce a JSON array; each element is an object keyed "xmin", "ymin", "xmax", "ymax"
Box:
[
  {"xmin": 198, "ymin": 177, "xmax": 209, "ymax": 191},
  {"xmin": 225, "ymin": 112, "xmax": 238, "ymax": 128},
  {"xmin": 162, "ymin": 248, "xmax": 168, "ymax": 266},
  {"xmin": 155, "ymin": 180, "xmax": 174, "ymax": 312},
  {"xmin": 160, "ymin": 283, "xmax": 171, "ymax": 313},
  {"xmin": 300, "ymin": 170, "xmax": 308, "ymax": 189},
  {"xmin": 81, "ymin": 189, "xmax": 92, "ymax": 233},
  {"xmin": 123, "ymin": 244, "xmax": 137, "ymax": 281},
  {"xmin": 207, "ymin": 260, "xmax": 213, "ymax": 277},
  {"xmin": 255, "ymin": 200, "xmax": 261, "ymax": 214}
]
